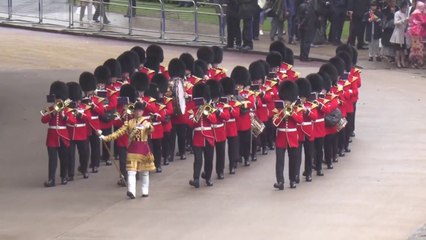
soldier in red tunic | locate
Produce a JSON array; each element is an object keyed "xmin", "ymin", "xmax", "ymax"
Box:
[
  {"xmin": 41, "ymin": 81, "xmax": 77, "ymax": 187},
  {"xmin": 117, "ymin": 52, "xmax": 137, "ymax": 84},
  {"xmin": 66, "ymin": 82, "xmax": 92, "ymax": 181},
  {"xmin": 79, "ymin": 72, "xmax": 105, "ymax": 173},
  {"xmin": 104, "ymin": 58, "xmax": 124, "ymax": 89},
  {"xmin": 220, "ymin": 77, "xmax": 241, "ymax": 174},
  {"xmin": 208, "ymin": 46, "xmax": 227, "ymax": 81},
  {"xmin": 273, "ymin": 81, "xmax": 303, "ymax": 190},
  {"xmin": 146, "ymin": 44, "xmax": 168, "ymax": 75},
  {"xmin": 197, "ymin": 46, "xmax": 214, "ymax": 70}
]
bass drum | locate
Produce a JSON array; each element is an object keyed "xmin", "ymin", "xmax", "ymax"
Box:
[{"xmin": 171, "ymin": 77, "xmax": 186, "ymax": 115}]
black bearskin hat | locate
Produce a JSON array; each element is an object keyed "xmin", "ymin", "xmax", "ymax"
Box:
[
  {"xmin": 66, "ymin": 82, "xmax": 82, "ymax": 101},
  {"xmin": 266, "ymin": 51, "xmax": 283, "ymax": 68},
  {"xmin": 335, "ymin": 44, "xmax": 353, "ymax": 59},
  {"xmin": 103, "ymin": 58, "xmax": 122, "ymax": 78},
  {"xmin": 321, "ymin": 72, "xmax": 332, "ymax": 92},
  {"xmin": 94, "ymin": 65, "xmax": 111, "ymax": 85},
  {"xmin": 206, "ymin": 79, "xmax": 223, "ymax": 99},
  {"xmin": 279, "ymin": 80, "xmax": 298, "ymax": 102},
  {"xmin": 131, "ymin": 46, "xmax": 146, "ymax": 65},
  {"xmin": 269, "ymin": 41, "xmax": 286, "ymax": 60},
  {"xmin": 257, "ymin": 59, "xmax": 270, "ymax": 75},
  {"xmin": 144, "ymin": 56, "xmax": 160, "ymax": 73},
  {"xmin": 211, "ymin": 46, "xmax": 223, "ymax": 64},
  {"xmin": 231, "ymin": 66, "xmax": 250, "ymax": 87},
  {"xmin": 319, "ymin": 63, "xmax": 338, "ymax": 85},
  {"xmin": 168, "ymin": 58, "xmax": 186, "ymax": 79},
  {"xmin": 284, "ymin": 47, "xmax": 294, "ymax": 65},
  {"xmin": 145, "ymin": 83, "xmax": 160, "ymax": 101},
  {"xmin": 197, "ymin": 46, "xmax": 214, "ymax": 64},
  {"xmin": 306, "ymin": 73, "xmax": 324, "ymax": 93},
  {"xmin": 151, "ymin": 73, "xmax": 169, "ymax": 94},
  {"xmin": 49, "ymin": 81, "xmax": 69, "ymax": 101},
  {"xmin": 134, "ymin": 101, "xmax": 146, "ymax": 111},
  {"xmin": 146, "ymin": 44, "xmax": 164, "ymax": 63},
  {"xmin": 337, "ymin": 51, "xmax": 353, "ymax": 72},
  {"xmin": 192, "ymin": 82, "xmax": 211, "ymax": 102},
  {"xmin": 249, "ymin": 60, "xmax": 266, "ymax": 82},
  {"xmin": 119, "ymin": 84, "xmax": 137, "ymax": 103},
  {"xmin": 79, "ymin": 71, "xmax": 96, "ymax": 92},
  {"xmin": 193, "ymin": 60, "xmax": 208, "ymax": 78},
  {"xmin": 179, "ymin": 53, "xmax": 195, "ymax": 72},
  {"xmin": 131, "ymin": 72, "xmax": 149, "ymax": 92},
  {"xmin": 117, "ymin": 51, "xmax": 137, "ymax": 75},
  {"xmin": 220, "ymin": 77, "xmax": 235, "ymax": 96},
  {"xmin": 329, "ymin": 56, "xmax": 345, "ymax": 76},
  {"xmin": 295, "ymin": 78, "xmax": 312, "ymax": 98}
]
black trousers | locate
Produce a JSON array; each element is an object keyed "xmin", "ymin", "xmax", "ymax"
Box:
[
  {"xmin": 227, "ymin": 16, "xmax": 241, "ymax": 47},
  {"xmin": 347, "ymin": 15, "xmax": 366, "ymax": 48},
  {"xmin": 266, "ymin": 118, "xmax": 275, "ymax": 148},
  {"xmin": 69, "ymin": 140, "xmax": 89, "ymax": 177},
  {"xmin": 89, "ymin": 131, "xmax": 100, "ymax": 168},
  {"xmin": 162, "ymin": 131, "xmax": 171, "ymax": 161},
  {"xmin": 324, "ymin": 134, "xmax": 336, "ymax": 165},
  {"xmin": 118, "ymin": 146, "xmax": 128, "ymax": 179},
  {"xmin": 352, "ymin": 103, "xmax": 357, "ymax": 133},
  {"xmin": 215, "ymin": 141, "xmax": 226, "ymax": 175},
  {"xmin": 345, "ymin": 112, "xmax": 355, "ymax": 148},
  {"xmin": 314, "ymin": 137, "xmax": 324, "ymax": 171},
  {"xmin": 300, "ymin": 28, "xmax": 314, "ymax": 59},
  {"xmin": 47, "ymin": 140, "xmax": 69, "ymax": 180},
  {"xmin": 297, "ymin": 137, "xmax": 314, "ymax": 177},
  {"xmin": 101, "ymin": 127, "xmax": 112, "ymax": 162},
  {"xmin": 275, "ymin": 147, "xmax": 298, "ymax": 183},
  {"xmin": 242, "ymin": 17, "xmax": 253, "ymax": 48},
  {"xmin": 151, "ymin": 138, "xmax": 162, "ymax": 169},
  {"xmin": 330, "ymin": 11, "xmax": 346, "ymax": 43},
  {"xmin": 186, "ymin": 126, "xmax": 193, "ymax": 149},
  {"xmin": 338, "ymin": 128, "xmax": 346, "ymax": 151},
  {"xmin": 238, "ymin": 130, "xmax": 251, "ymax": 160},
  {"xmin": 170, "ymin": 124, "xmax": 187, "ymax": 160},
  {"xmin": 227, "ymin": 136, "xmax": 239, "ymax": 169},
  {"xmin": 193, "ymin": 142, "xmax": 214, "ymax": 180},
  {"xmin": 253, "ymin": 9, "xmax": 261, "ymax": 38},
  {"xmin": 93, "ymin": 1, "xmax": 109, "ymax": 21}
]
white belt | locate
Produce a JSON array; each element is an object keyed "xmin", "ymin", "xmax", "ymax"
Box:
[
  {"xmin": 91, "ymin": 116, "xmax": 99, "ymax": 120},
  {"xmin": 301, "ymin": 122, "xmax": 312, "ymax": 126},
  {"xmin": 277, "ymin": 128, "xmax": 297, "ymax": 132},
  {"xmin": 315, "ymin": 118, "xmax": 324, "ymax": 123},
  {"xmin": 194, "ymin": 127, "xmax": 212, "ymax": 131},
  {"xmin": 226, "ymin": 118, "xmax": 236, "ymax": 122},
  {"xmin": 152, "ymin": 122, "xmax": 161, "ymax": 126},
  {"xmin": 49, "ymin": 126, "xmax": 67, "ymax": 130},
  {"xmin": 212, "ymin": 123, "xmax": 224, "ymax": 128},
  {"xmin": 262, "ymin": 104, "xmax": 267, "ymax": 107},
  {"xmin": 67, "ymin": 123, "xmax": 86, "ymax": 128}
]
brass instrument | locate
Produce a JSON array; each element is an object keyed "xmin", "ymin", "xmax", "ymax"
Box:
[
  {"xmin": 194, "ymin": 103, "xmax": 216, "ymax": 123},
  {"xmin": 272, "ymin": 102, "xmax": 295, "ymax": 127},
  {"xmin": 40, "ymin": 99, "xmax": 72, "ymax": 116}
]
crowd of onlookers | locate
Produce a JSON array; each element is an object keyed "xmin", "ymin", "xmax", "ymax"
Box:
[{"xmin": 224, "ymin": 0, "xmax": 426, "ymax": 67}]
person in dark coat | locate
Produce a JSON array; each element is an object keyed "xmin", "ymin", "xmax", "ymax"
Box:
[
  {"xmin": 329, "ymin": 0, "xmax": 348, "ymax": 45},
  {"xmin": 297, "ymin": 0, "xmax": 317, "ymax": 61},
  {"xmin": 238, "ymin": 0, "xmax": 258, "ymax": 50},
  {"xmin": 347, "ymin": 0, "xmax": 370, "ymax": 49},
  {"xmin": 269, "ymin": 0, "xmax": 287, "ymax": 42},
  {"xmin": 225, "ymin": 0, "xmax": 242, "ymax": 49},
  {"xmin": 363, "ymin": 1, "xmax": 383, "ymax": 61},
  {"xmin": 286, "ymin": 0, "xmax": 297, "ymax": 44},
  {"xmin": 93, "ymin": 0, "xmax": 110, "ymax": 24}
]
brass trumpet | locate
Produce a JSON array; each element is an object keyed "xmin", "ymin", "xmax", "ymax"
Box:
[
  {"xmin": 40, "ymin": 99, "xmax": 72, "ymax": 116},
  {"xmin": 272, "ymin": 102, "xmax": 295, "ymax": 127},
  {"xmin": 194, "ymin": 103, "xmax": 216, "ymax": 123}
]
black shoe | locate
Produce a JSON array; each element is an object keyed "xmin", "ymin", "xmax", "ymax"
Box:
[
  {"xmin": 206, "ymin": 180, "xmax": 213, "ymax": 186},
  {"xmin": 368, "ymin": 57, "xmax": 374, "ymax": 61},
  {"xmin": 44, "ymin": 179, "xmax": 55, "ymax": 187},
  {"xmin": 180, "ymin": 154, "xmax": 187, "ymax": 160},
  {"xmin": 237, "ymin": 157, "xmax": 242, "ymax": 163},
  {"xmin": 61, "ymin": 178, "xmax": 68, "ymax": 185},
  {"xmin": 295, "ymin": 175, "xmax": 300, "ymax": 184},
  {"xmin": 338, "ymin": 150, "xmax": 345, "ymax": 157},
  {"xmin": 244, "ymin": 158, "xmax": 251, "ymax": 166},
  {"xmin": 106, "ymin": 160, "xmax": 112, "ymax": 166},
  {"xmin": 83, "ymin": 173, "xmax": 89, "ymax": 179},
  {"xmin": 68, "ymin": 175, "xmax": 75, "ymax": 181},
  {"xmin": 316, "ymin": 170, "xmax": 324, "ymax": 176},
  {"xmin": 189, "ymin": 179, "xmax": 200, "ymax": 188},
  {"xmin": 217, "ymin": 173, "xmax": 224, "ymax": 180},
  {"xmin": 300, "ymin": 57, "xmax": 312, "ymax": 62},
  {"xmin": 127, "ymin": 191, "xmax": 136, "ymax": 199},
  {"xmin": 201, "ymin": 172, "xmax": 206, "ymax": 179},
  {"xmin": 251, "ymin": 155, "xmax": 257, "ymax": 162},
  {"xmin": 273, "ymin": 182, "xmax": 284, "ymax": 190},
  {"xmin": 344, "ymin": 148, "xmax": 351, "ymax": 153},
  {"xmin": 176, "ymin": 152, "xmax": 181, "ymax": 157},
  {"xmin": 290, "ymin": 181, "xmax": 297, "ymax": 188},
  {"xmin": 306, "ymin": 175, "xmax": 312, "ymax": 182},
  {"xmin": 333, "ymin": 158, "xmax": 339, "ymax": 163},
  {"xmin": 163, "ymin": 158, "xmax": 169, "ymax": 166},
  {"xmin": 348, "ymin": 138, "xmax": 353, "ymax": 143},
  {"xmin": 376, "ymin": 56, "xmax": 382, "ymax": 62},
  {"xmin": 302, "ymin": 171, "xmax": 307, "ymax": 177},
  {"xmin": 156, "ymin": 167, "xmax": 162, "ymax": 173},
  {"xmin": 93, "ymin": 19, "xmax": 100, "ymax": 23},
  {"xmin": 235, "ymin": 45, "xmax": 242, "ymax": 50},
  {"xmin": 327, "ymin": 164, "xmax": 334, "ymax": 170},
  {"xmin": 141, "ymin": 194, "xmax": 149, "ymax": 198},
  {"xmin": 240, "ymin": 45, "xmax": 253, "ymax": 51},
  {"xmin": 229, "ymin": 168, "xmax": 236, "ymax": 175},
  {"xmin": 92, "ymin": 166, "xmax": 98, "ymax": 173},
  {"xmin": 262, "ymin": 148, "xmax": 268, "ymax": 155},
  {"xmin": 358, "ymin": 46, "xmax": 368, "ymax": 50},
  {"xmin": 224, "ymin": 44, "xmax": 234, "ymax": 49},
  {"xmin": 117, "ymin": 178, "xmax": 126, "ymax": 187},
  {"xmin": 351, "ymin": 132, "xmax": 355, "ymax": 137},
  {"xmin": 269, "ymin": 145, "xmax": 275, "ymax": 150}
]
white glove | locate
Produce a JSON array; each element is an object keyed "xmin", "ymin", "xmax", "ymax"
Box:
[
  {"xmin": 99, "ymin": 135, "xmax": 105, "ymax": 140},
  {"xmin": 97, "ymin": 130, "xmax": 103, "ymax": 136}
]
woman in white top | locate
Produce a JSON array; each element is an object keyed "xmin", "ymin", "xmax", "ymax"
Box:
[{"xmin": 390, "ymin": 1, "xmax": 409, "ymax": 68}]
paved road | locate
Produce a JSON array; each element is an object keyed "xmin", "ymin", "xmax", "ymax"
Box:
[{"xmin": 1, "ymin": 27, "xmax": 426, "ymax": 240}]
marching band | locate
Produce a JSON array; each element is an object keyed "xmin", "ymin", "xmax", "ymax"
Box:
[{"xmin": 40, "ymin": 42, "xmax": 361, "ymax": 198}]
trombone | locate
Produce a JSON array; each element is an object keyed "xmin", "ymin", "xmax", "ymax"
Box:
[
  {"xmin": 40, "ymin": 99, "xmax": 72, "ymax": 116},
  {"xmin": 272, "ymin": 101, "xmax": 295, "ymax": 127}
]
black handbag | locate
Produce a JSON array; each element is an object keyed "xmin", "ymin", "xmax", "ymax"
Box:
[{"xmin": 325, "ymin": 108, "xmax": 342, "ymax": 127}]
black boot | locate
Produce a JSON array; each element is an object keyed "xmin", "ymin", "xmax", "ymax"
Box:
[
  {"xmin": 61, "ymin": 177, "xmax": 68, "ymax": 185},
  {"xmin": 316, "ymin": 170, "xmax": 324, "ymax": 176},
  {"xmin": 206, "ymin": 180, "xmax": 213, "ymax": 186},
  {"xmin": 44, "ymin": 179, "xmax": 55, "ymax": 187},
  {"xmin": 295, "ymin": 175, "xmax": 300, "ymax": 184},
  {"xmin": 306, "ymin": 175, "xmax": 312, "ymax": 182},
  {"xmin": 244, "ymin": 157, "xmax": 251, "ymax": 166},
  {"xmin": 229, "ymin": 167, "xmax": 236, "ymax": 175},
  {"xmin": 338, "ymin": 149, "xmax": 345, "ymax": 157},
  {"xmin": 273, "ymin": 182, "xmax": 284, "ymax": 190},
  {"xmin": 92, "ymin": 166, "xmax": 98, "ymax": 173},
  {"xmin": 327, "ymin": 164, "xmax": 334, "ymax": 170},
  {"xmin": 251, "ymin": 154, "xmax": 257, "ymax": 162},
  {"xmin": 262, "ymin": 147, "xmax": 268, "ymax": 155},
  {"xmin": 290, "ymin": 181, "xmax": 297, "ymax": 188},
  {"xmin": 217, "ymin": 173, "xmax": 224, "ymax": 180},
  {"xmin": 189, "ymin": 179, "xmax": 200, "ymax": 188},
  {"xmin": 163, "ymin": 158, "xmax": 169, "ymax": 166}
]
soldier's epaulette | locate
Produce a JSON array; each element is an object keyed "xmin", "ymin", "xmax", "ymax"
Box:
[
  {"xmin": 107, "ymin": 88, "xmax": 119, "ymax": 95},
  {"xmin": 233, "ymin": 101, "xmax": 241, "ymax": 107},
  {"xmin": 164, "ymin": 97, "xmax": 173, "ymax": 104},
  {"xmin": 350, "ymin": 76, "xmax": 358, "ymax": 83},
  {"xmin": 272, "ymin": 108, "xmax": 279, "ymax": 114},
  {"xmin": 158, "ymin": 103, "xmax": 166, "ymax": 111},
  {"xmin": 355, "ymin": 68, "xmax": 361, "ymax": 73},
  {"xmin": 147, "ymin": 97, "xmax": 156, "ymax": 103},
  {"xmin": 247, "ymin": 90, "xmax": 255, "ymax": 97},
  {"xmin": 265, "ymin": 80, "xmax": 277, "ymax": 87}
]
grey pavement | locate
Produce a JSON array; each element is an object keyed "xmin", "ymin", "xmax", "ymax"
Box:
[{"xmin": 1, "ymin": 27, "xmax": 426, "ymax": 240}]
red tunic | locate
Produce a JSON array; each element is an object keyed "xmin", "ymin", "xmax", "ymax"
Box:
[
  {"xmin": 274, "ymin": 108, "xmax": 303, "ymax": 148},
  {"xmin": 139, "ymin": 67, "xmax": 156, "ymax": 81},
  {"xmin": 212, "ymin": 102, "xmax": 231, "ymax": 142},
  {"xmin": 236, "ymin": 90, "xmax": 255, "ymax": 131},
  {"xmin": 162, "ymin": 97, "xmax": 173, "ymax": 133},
  {"xmin": 41, "ymin": 107, "xmax": 77, "ymax": 147},
  {"xmin": 208, "ymin": 67, "xmax": 227, "ymax": 81},
  {"xmin": 313, "ymin": 97, "xmax": 338, "ymax": 138},
  {"xmin": 255, "ymin": 87, "xmax": 271, "ymax": 122},
  {"xmin": 263, "ymin": 80, "xmax": 279, "ymax": 118},
  {"xmin": 324, "ymin": 96, "xmax": 340, "ymax": 135},
  {"xmin": 297, "ymin": 102, "xmax": 319, "ymax": 142},
  {"xmin": 186, "ymin": 103, "xmax": 218, "ymax": 147},
  {"xmin": 225, "ymin": 98, "xmax": 240, "ymax": 137},
  {"xmin": 150, "ymin": 102, "xmax": 165, "ymax": 140},
  {"xmin": 99, "ymin": 87, "xmax": 118, "ymax": 130},
  {"xmin": 87, "ymin": 95, "xmax": 105, "ymax": 136},
  {"xmin": 67, "ymin": 103, "xmax": 92, "ymax": 141}
]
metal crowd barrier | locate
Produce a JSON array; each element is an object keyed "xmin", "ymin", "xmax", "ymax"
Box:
[{"xmin": 0, "ymin": 0, "xmax": 226, "ymax": 44}]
